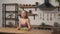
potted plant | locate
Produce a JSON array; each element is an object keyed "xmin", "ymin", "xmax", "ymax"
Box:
[
  {"xmin": 56, "ymin": 0, "xmax": 60, "ymax": 6},
  {"xmin": 40, "ymin": 22, "xmax": 46, "ymax": 26}
]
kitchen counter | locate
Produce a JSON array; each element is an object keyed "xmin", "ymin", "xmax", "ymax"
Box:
[{"xmin": 0, "ymin": 28, "xmax": 53, "ymax": 34}]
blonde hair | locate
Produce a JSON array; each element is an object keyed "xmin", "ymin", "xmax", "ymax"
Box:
[{"xmin": 20, "ymin": 10, "xmax": 28, "ymax": 19}]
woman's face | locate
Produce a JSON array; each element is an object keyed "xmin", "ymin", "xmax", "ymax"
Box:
[{"xmin": 21, "ymin": 11, "xmax": 27, "ymax": 18}]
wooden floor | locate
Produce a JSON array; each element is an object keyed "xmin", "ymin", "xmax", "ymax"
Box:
[{"xmin": 0, "ymin": 28, "xmax": 53, "ymax": 34}]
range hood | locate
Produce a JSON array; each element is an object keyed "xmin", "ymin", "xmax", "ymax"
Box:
[{"xmin": 37, "ymin": 0, "xmax": 55, "ymax": 10}]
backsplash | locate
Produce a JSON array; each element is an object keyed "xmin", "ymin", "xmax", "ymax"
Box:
[{"xmin": 0, "ymin": 0, "xmax": 60, "ymax": 27}]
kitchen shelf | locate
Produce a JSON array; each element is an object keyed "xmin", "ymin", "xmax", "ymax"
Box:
[
  {"xmin": 55, "ymin": 6, "xmax": 60, "ymax": 8},
  {"xmin": 2, "ymin": 3, "xmax": 18, "ymax": 27},
  {"xmin": 28, "ymin": 13, "xmax": 37, "ymax": 16},
  {"xmin": 6, "ymin": 11, "xmax": 18, "ymax": 13},
  {"xmin": 19, "ymin": 4, "xmax": 36, "ymax": 8},
  {"xmin": 5, "ymin": 18, "xmax": 18, "ymax": 21},
  {"xmin": 6, "ymin": 18, "xmax": 16, "ymax": 20},
  {"xmin": 18, "ymin": 13, "xmax": 37, "ymax": 16},
  {"xmin": 18, "ymin": 13, "xmax": 37, "ymax": 20},
  {"xmin": 19, "ymin": 4, "xmax": 37, "ymax": 11},
  {"xmin": 3, "ymin": 3, "xmax": 18, "ymax": 5}
]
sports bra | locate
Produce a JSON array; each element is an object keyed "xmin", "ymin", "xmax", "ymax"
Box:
[{"xmin": 21, "ymin": 23, "xmax": 28, "ymax": 28}]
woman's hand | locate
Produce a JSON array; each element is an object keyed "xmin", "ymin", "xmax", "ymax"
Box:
[
  {"xmin": 17, "ymin": 27, "xmax": 20, "ymax": 30},
  {"xmin": 27, "ymin": 27, "xmax": 31, "ymax": 31}
]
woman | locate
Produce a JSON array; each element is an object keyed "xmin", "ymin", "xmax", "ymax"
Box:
[{"xmin": 17, "ymin": 10, "xmax": 31, "ymax": 31}]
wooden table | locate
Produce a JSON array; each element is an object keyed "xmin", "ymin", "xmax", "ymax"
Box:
[{"xmin": 0, "ymin": 28, "xmax": 53, "ymax": 34}]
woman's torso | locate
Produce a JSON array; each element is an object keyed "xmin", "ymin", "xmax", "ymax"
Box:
[{"xmin": 20, "ymin": 18, "xmax": 28, "ymax": 27}]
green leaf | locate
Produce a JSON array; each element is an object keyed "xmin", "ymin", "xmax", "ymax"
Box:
[{"xmin": 56, "ymin": 0, "xmax": 60, "ymax": 3}]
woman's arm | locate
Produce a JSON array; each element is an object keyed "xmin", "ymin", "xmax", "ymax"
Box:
[
  {"xmin": 18, "ymin": 20, "xmax": 21, "ymax": 28},
  {"xmin": 17, "ymin": 18, "xmax": 21, "ymax": 29},
  {"xmin": 27, "ymin": 18, "xmax": 31, "ymax": 30}
]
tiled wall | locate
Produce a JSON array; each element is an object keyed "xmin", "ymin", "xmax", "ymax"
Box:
[{"xmin": 0, "ymin": 0, "xmax": 60, "ymax": 27}]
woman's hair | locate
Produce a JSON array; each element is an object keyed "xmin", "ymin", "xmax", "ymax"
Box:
[{"xmin": 20, "ymin": 10, "xmax": 28, "ymax": 19}]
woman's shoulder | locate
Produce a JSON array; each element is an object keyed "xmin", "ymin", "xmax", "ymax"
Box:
[{"xmin": 26, "ymin": 18, "xmax": 30, "ymax": 21}]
